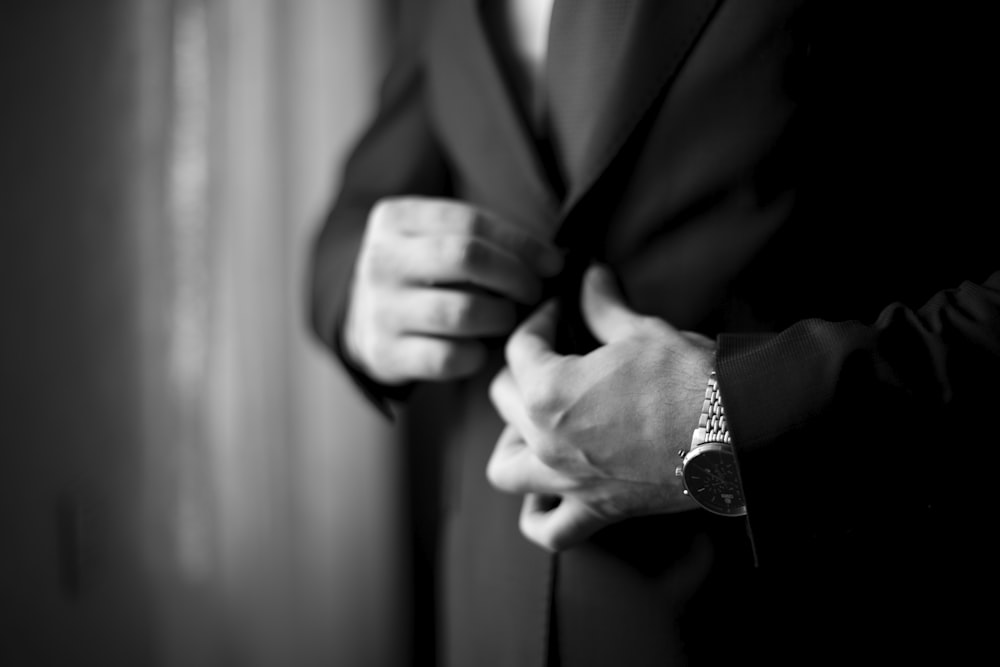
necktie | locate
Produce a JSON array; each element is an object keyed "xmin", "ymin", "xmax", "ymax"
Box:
[{"xmin": 545, "ymin": 0, "xmax": 634, "ymax": 186}]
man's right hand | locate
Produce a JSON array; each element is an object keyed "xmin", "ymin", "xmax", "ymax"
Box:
[{"xmin": 343, "ymin": 196, "xmax": 563, "ymax": 385}]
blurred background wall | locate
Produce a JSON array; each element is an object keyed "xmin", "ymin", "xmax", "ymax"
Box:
[{"xmin": 1, "ymin": 1, "xmax": 408, "ymax": 665}]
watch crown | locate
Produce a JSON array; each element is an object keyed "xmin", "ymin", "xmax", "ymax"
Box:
[{"xmin": 674, "ymin": 465, "xmax": 683, "ymax": 477}]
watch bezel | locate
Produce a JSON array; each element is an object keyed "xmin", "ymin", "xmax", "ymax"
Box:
[{"xmin": 681, "ymin": 441, "xmax": 747, "ymax": 517}]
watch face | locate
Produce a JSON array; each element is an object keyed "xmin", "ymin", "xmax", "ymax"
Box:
[{"xmin": 682, "ymin": 443, "xmax": 747, "ymax": 517}]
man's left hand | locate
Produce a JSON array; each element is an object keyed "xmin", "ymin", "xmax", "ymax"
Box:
[{"xmin": 487, "ymin": 264, "xmax": 715, "ymax": 551}]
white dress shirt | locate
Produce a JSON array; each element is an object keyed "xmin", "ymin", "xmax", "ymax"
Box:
[{"xmin": 501, "ymin": 0, "xmax": 555, "ymax": 121}]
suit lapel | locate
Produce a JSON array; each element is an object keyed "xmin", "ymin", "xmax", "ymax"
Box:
[
  {"xmin": 562, "ymin": 0, "xmax": 725, "ymax": 213},
  {"xmin": 440, "ymin": 0, "xmax": 724, "ymax": 235},
  {"xmin": 449, "ymin": 0, "xmax": 560, "ymax": 231}
]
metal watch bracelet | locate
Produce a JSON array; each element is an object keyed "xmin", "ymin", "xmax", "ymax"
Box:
[{"xmin": 691, "ymin": 371, "xmax": 730, "ymax": 448}]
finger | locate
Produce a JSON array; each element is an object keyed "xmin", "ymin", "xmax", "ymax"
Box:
[
  {"xmin": 488, "ymin": 367, "xmax": 528, "ymax": 432},
  {"xmin": 397, "ymin": 287, "xmax": 517, "ymax": 338},
  {"xmin": 374, "ymin": 197, "xmax": 564, "ymax": 278},
  {"xmin": 389, "ymin": 335, "xmax": 487, "ymax": 381},
  {"xmin": 505, "ymin": 299, "xmax": 562, "ymax": 378},
  {"xmin": 485, "ymin": 425, "xmax": 575, "ymax": 495},
  {"xmin": 519, "ymin": 494, "xmax": 605, "ymax": 552},
  {"xmin": 397, "ymin": 235, "xmax": 545, "ymax": 304},
  {"xmin": 580, "ymin": 264, "xmax": 651, "ymax": 344}
]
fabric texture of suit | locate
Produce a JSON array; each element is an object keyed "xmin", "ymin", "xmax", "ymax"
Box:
[{"xmin": 309, "ymin": 1, "xmax": 1000, "ymax": 665}]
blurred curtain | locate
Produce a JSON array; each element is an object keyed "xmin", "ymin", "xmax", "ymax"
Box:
[
  {"xmin": 3, "ymin": 1, "xmax": 406, "ymax": 666},
  {"xmin": 148, "ymin": 0, "xmax": 410, "ymax": 665}
]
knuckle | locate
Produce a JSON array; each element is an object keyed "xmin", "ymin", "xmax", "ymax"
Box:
[
  {"xmin": 522, "ymin": 374, "xmax": 564, "ymax": 425},
  {"xmin": 532, "ymin": 439, "xmax": 563, "ymax": 469},
  {"xmin": 636, "ymin": 314, "xmax": 668, "ymax": 336},
  {"xmin": 371, "ymin": 196, "xmax": 427, "ymax": 233},
  {"xmin": 368, "ymin": 198, "xmax": 399, "ymax": 230}
]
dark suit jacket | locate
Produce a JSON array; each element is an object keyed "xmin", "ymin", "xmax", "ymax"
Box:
[{"xmin": 310, "ymin": 1, "xmax": 1000, "ymax": 665}]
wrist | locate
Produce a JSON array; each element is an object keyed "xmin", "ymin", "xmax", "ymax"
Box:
[{"xmin": 675, "ymin": 370, "xmax": 747, "ymax": 517}]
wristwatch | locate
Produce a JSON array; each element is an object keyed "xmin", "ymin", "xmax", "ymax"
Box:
[{"xmin": 675, "ymin": 371, "xmax": 747, "ymax": 517}]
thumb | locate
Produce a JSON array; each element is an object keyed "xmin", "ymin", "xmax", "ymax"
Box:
[
  {"xmin": 581, "ymin": 264, "xmax": 644, "ymax": 344},
  {"xmin": 505, "ymin": 298, "xmax": 560, "ymax": 376}
]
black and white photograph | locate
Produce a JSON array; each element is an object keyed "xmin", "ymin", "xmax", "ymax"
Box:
[{"xmin": 3, "ymin": 1, "xmax": 998, "ymax": 666}]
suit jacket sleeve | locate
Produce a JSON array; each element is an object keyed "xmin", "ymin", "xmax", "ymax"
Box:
[
  {"xmin": 307, "ymin": 4, "xmax": 451, "ymax": 417},
  {"xmin": 706, "ymin": 2, "xmax": 1000, "ymax": 565},
  {"xmin": 717, "ymin": 269, "xmax": 1000, "ymax": 563}
]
